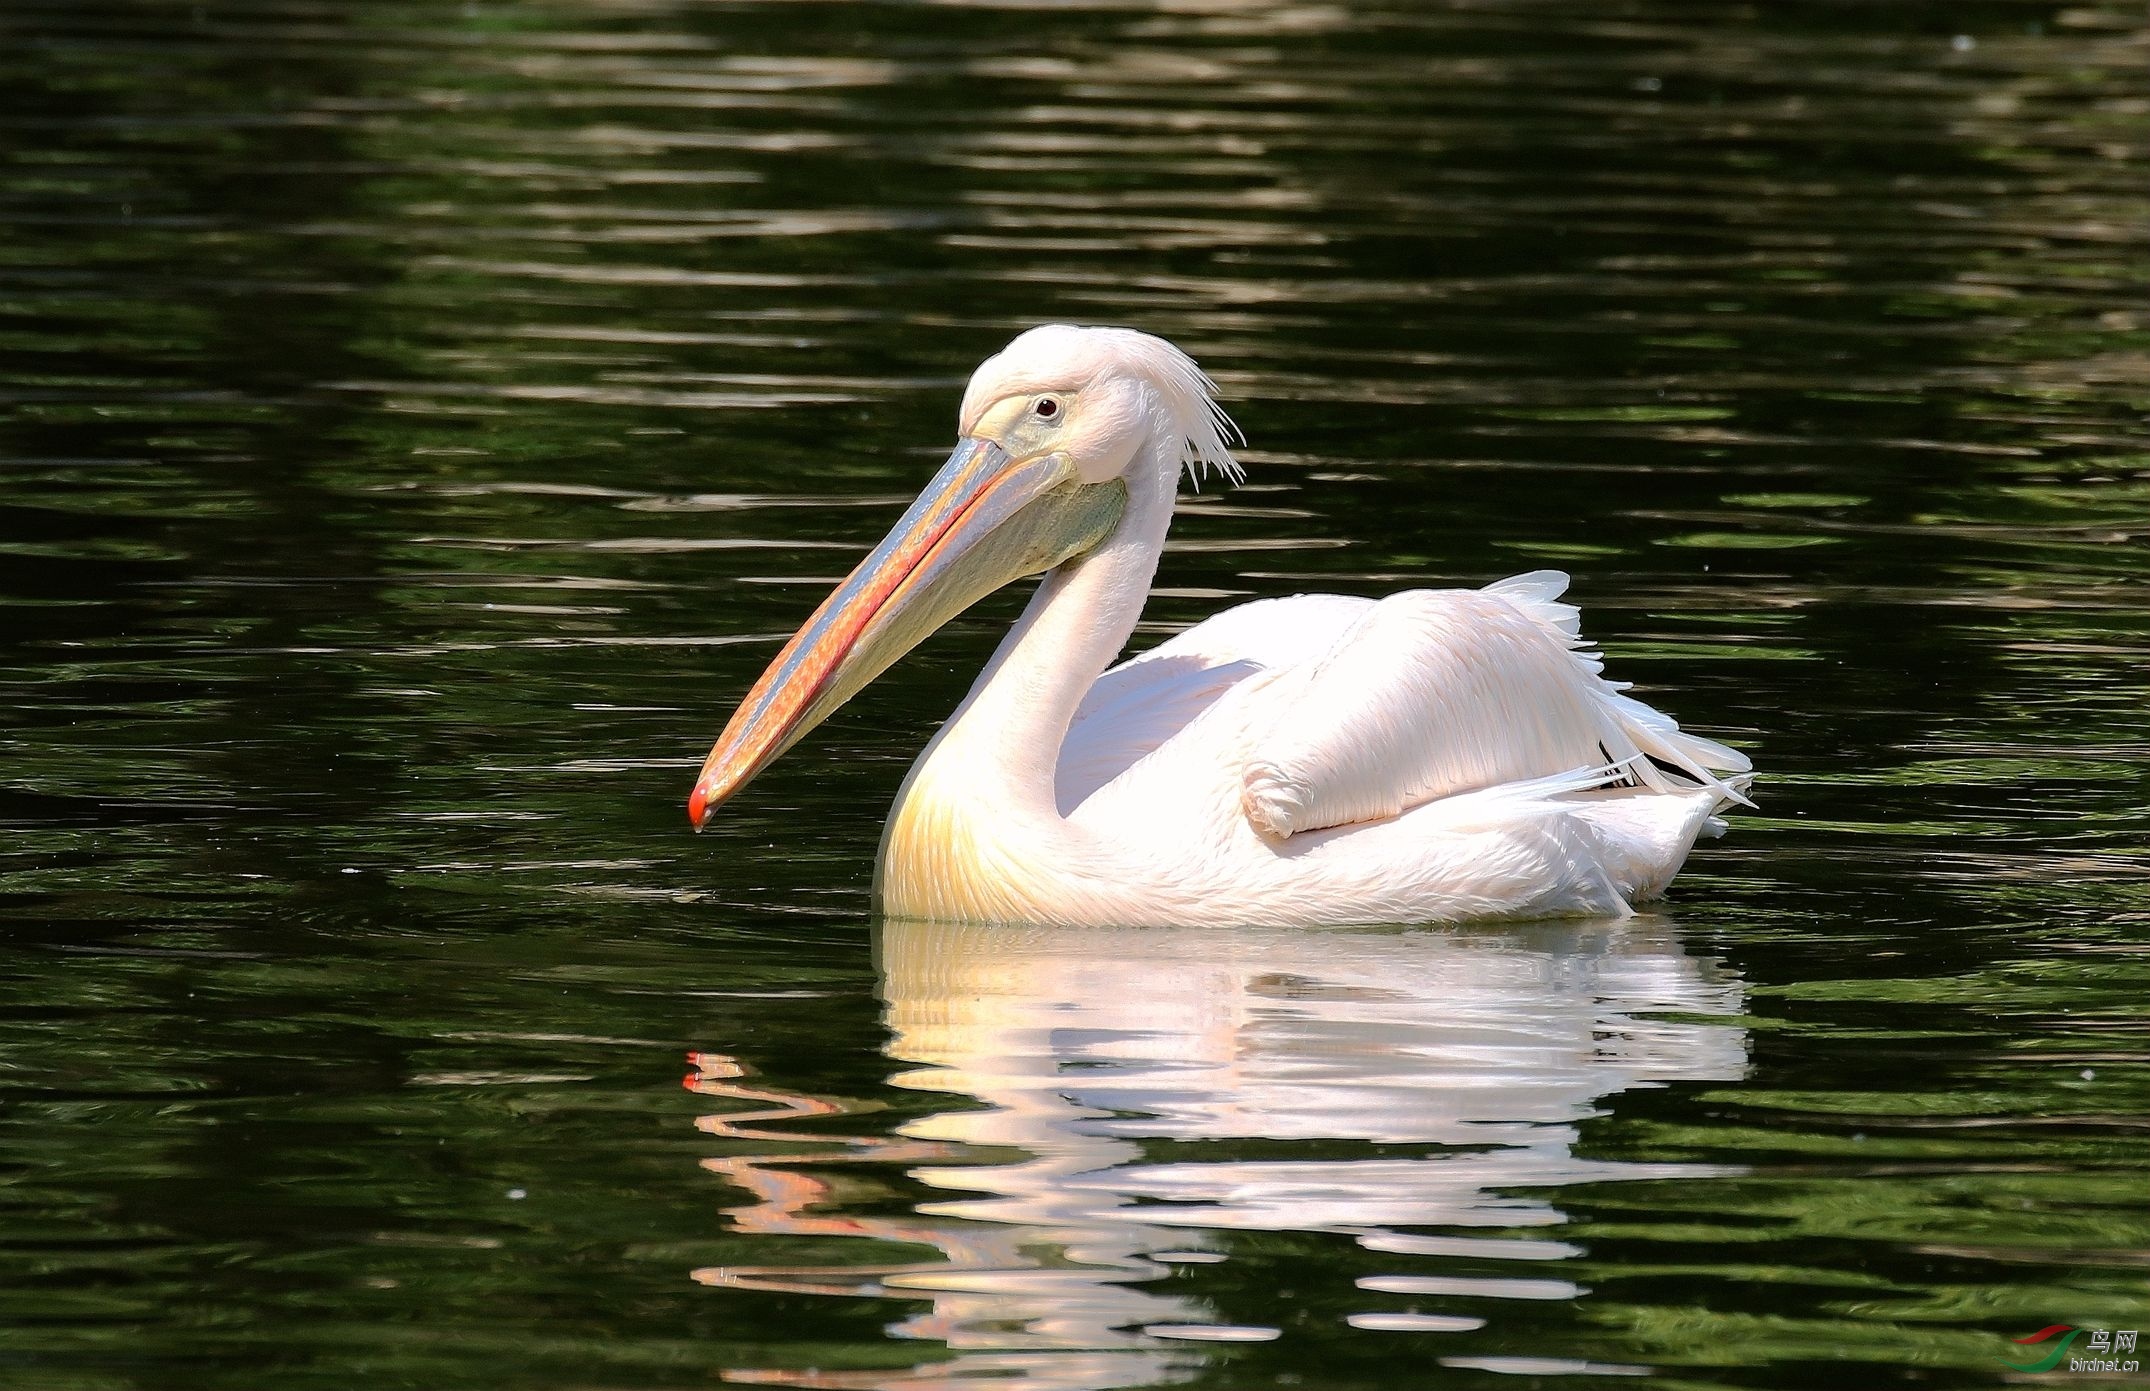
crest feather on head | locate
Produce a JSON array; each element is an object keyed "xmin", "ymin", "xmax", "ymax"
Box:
[{"xmin": 961, "ymin": 324, "xmax": 1244, "ymax": 488}]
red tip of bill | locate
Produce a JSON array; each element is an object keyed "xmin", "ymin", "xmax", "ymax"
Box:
[{"xmin": 687, "ymin": 782, "xmax": 710, "ymax": 830}]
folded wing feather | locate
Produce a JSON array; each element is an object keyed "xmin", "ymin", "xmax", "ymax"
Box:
[
  {"xmin": 1058, "ymin": 593, "xmax": 1373, "ymax": 811},
  {"xmin": 1240, "ymin": 572, "xmax": 1751, "ymax": 839}
]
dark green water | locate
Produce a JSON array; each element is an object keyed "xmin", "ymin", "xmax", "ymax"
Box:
[{"xmin": 3, "ymin": 1, "xmax": 2147, "ymax": 1387}]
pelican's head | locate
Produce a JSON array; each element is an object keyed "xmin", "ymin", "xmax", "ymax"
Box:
[{"xmin": 687, "ymin": 325, "xmax": 1239, "ymax": 828}]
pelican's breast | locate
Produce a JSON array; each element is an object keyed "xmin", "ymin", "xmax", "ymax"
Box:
[{"xmin": 878, "ymin": 765, "xmax": 1045, "ymax": 923}]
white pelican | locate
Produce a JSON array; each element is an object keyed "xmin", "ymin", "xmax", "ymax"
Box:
[{"xmin": 688, "ymin": 325, "xmax": 1753, "ymax": 927}]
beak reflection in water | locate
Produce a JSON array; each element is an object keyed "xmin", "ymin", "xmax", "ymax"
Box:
[
  {"xmin": 688, "ymin": 435, "xmax": 1124, "ymax": 828},
  {"xmin": 686, "ymin": 916, "xmax": 1749, "ymax": 1389}
]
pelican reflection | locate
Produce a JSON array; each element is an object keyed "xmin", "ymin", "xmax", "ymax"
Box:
[{"xmin": 695, "ymin": 916, "xmax": 1746, "ymax": 1388}]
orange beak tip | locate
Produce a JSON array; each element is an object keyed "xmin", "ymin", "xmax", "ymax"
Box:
[{"xmin": 687, "ymin": 783, "xmax": 711, "ymax": 831}]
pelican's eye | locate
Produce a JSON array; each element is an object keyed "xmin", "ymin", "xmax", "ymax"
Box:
[{"xmin": 1034, "ymin": 396, "xmax": 1061, "ymax": 420}]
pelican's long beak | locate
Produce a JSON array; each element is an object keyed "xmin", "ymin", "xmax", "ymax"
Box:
[{"xmin": 688, "ymin": 437, "xmax": 1126, "ymax": 828}]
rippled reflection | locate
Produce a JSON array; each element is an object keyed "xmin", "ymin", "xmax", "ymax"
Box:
[{"xmin": 691, "ymin": 917, "xmax": 1745, "ymax": 1387}]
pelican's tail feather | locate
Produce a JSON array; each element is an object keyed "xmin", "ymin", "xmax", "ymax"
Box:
[
  {"xmin": 1602, "ymin": 691, "xmax": 1757, "ymax": 809},
  {"xmin": 1487, "ymin": 570, "xmax": 1755, "ymax": 811},
  {"xmin": 1418, "ymin": 759, "xmax": 1643, "ymax": 833}
]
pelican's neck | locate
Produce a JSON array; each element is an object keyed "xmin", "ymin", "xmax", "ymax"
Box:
[{"xmin": 909, "ymin": 447, "xmax": 1179, "ymax": 824}]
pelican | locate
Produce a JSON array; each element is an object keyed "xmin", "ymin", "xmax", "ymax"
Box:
[{"xmin": 688, "ymin": 325, "xmax": 1753, "ymax": 927}]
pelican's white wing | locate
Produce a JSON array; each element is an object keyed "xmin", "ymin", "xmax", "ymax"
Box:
[
  {"xmin": 1057, "ymin": 594, "xmax": 1373, "ymax": 811},
  {"xmin": 1118, "ymin": 593, "xmax": 1375, "ymax": 672},
  {"xmin": 1240, "ymin": 572, "xmax": 1751, "ymax": 838}
]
